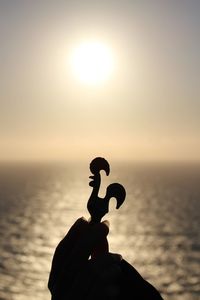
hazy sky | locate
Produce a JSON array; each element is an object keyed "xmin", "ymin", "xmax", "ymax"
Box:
[{"xmin": 0, "ymin": 0, "xmax": 200, "ymax": 162}]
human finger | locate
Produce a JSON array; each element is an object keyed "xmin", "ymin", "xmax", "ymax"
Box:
[
  {"xmin": 91, "ymin": 220, "xmax": 110, "ymax": 259},
  {"xmin": 49, "ymin": 220, "xmax": 109, "ymax": 300},
  {"xmin": 68, "ymin": 220, "xmax": 109, "ymax": 266},
  {"xmin": 48, "ymin": 217, "xmax": 89, "ymax": 294}
]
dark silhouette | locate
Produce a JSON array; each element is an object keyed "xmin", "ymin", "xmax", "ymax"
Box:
[
  {"xmin": 88, "ymin": 157, "xmax": 126, "ymax": 223},
  {"xmin": 48, "ymin": 157, "xmax": 164, "ymax": 299}
]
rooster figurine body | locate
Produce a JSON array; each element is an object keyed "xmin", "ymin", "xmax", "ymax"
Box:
[{"xmin": 87, "ymin": 157, "xmax": 126, "ymax": 223}]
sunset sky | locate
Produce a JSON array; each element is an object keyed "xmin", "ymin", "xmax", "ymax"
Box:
[{"xmin": 0, "ymin": 0, "xmax": 200, "ymax": 162}]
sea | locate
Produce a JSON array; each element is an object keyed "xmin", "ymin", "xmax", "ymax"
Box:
[{"xmin": 0, "ymin": 160, "xmax": 199, "ymax": 300}]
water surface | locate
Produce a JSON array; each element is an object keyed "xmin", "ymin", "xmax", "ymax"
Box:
[{"xmin": 0, "ymin": 161, "xmax": 199, "ymax": 300}]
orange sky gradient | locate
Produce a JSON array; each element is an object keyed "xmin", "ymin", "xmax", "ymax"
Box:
[{"xmin": 0, "ymin": 1, "xmax": 200, "ymax": 162}]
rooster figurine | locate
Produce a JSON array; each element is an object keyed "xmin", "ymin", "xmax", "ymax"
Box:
[{"xmin": 87, "ymin": 157, "xmax": 126, "ymax": 223}]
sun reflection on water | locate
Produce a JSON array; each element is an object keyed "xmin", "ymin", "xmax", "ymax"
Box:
[{"xmin": 0, "ymin": 162, "xmax": 199, "ymax": 300}]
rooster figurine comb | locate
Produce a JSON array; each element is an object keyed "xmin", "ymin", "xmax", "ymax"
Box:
[{"xmin": 87, "ymin": 157, "xmax": 126, "ymax": 223}]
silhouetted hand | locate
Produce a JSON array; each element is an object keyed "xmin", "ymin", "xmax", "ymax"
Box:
[
  {"xmin": 48, "ymin": 217, "xmax": 123, "ymax": 299},
  {"xmin": 48, "ymin": 217, "xmax": 164, "ymax": 300}
]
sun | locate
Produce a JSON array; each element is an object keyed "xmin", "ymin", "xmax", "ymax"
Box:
[{"xmin": 70, "ymin": 41, "xmax": 114, "ymax": 85}]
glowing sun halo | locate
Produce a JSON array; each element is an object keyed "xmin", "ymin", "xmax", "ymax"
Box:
[{"xmin": 70, "ymin": 42, "xmax": 114, "ymax": 85}]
